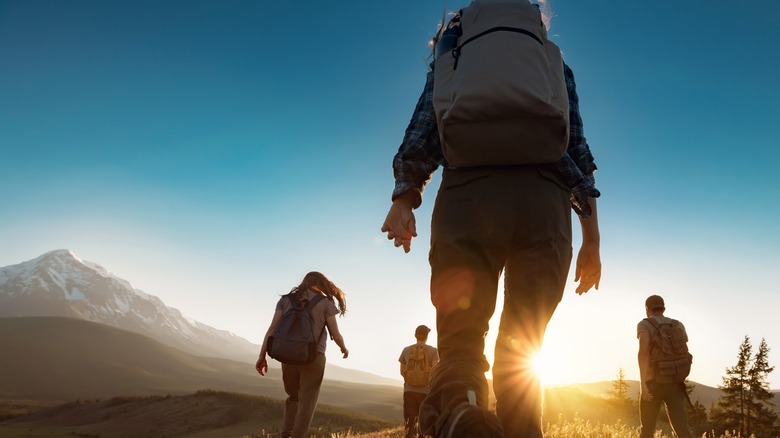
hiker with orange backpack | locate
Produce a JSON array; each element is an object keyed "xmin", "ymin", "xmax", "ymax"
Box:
[
  {"xmin": 637, "ymin": 295, "xmax": 693, "ymax": 438},
  {"xmin": 399, "ymin": 325, "xmax": 440, "ymax": 438},
  {"xmin": 381, "ymin": 1, "xmax": 602, "ymax": 436}
]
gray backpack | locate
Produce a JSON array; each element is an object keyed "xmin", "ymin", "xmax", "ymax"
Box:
[
  {"xmin": 433, "ymin": 0, "xmax": 569, "ymax": 167},
  {"xmin": 268, "ymin": 293, "xmax": 326, "ymax": 365}
]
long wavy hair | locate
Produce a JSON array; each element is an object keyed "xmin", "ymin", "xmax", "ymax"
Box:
[
  {"xmin": 289, "ymin": 271, "xmax": 347, "ymax": 316},
  {"xmin": 431, "ymin": 0, "xmax": 553, "ymax": 50}
]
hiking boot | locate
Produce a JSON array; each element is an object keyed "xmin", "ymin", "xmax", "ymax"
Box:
[{"xmin": 440, "ymin": 392, "xmax": 503, "ymax": 438}]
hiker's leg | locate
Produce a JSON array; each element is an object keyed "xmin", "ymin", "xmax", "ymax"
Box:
[
  {"xmin": 404, "ymin": 391, "xmax": 427, "ymax": 438},
  {"xmin": 281, "ymin": 363, "xmax": 301, "ymax": 436},
  {"xmin": 639, "ymin": 381, "xmax": 663, "ymax": 438},
  {"xmin": 291, "ymin": 353, "xmax": 326, "ymax": 438},
  {"xmin": 420, "ymin": 168, "xmax": 510, "ymax": 437},
  {"xmin": 663, "ymin": 383, "xmax": 692, "ymax": 438},
  {"xmin": 493, "ymin": 166, "xmax": 572, "ymax": 438}
]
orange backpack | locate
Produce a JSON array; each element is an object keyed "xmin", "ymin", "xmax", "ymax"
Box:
[{"xmin": 404, "ymin": 345, "xmax": 433, "ymax": 387}]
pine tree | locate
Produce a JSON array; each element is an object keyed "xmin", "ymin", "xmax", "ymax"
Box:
[
  {"xmin": 712, "ymin": 336, "xmax": 753, "ymax": 435},
  {"xmin": 607, "ymin": 368, "xmax": 630, "ymax": 403},
  {"xmin": 711, "ymin": 336, "xmax": 779, "ymax": 436},
  {"xmin": 685, "ymin": 381, "xmax": 710, "ymax": 436},
  {"xmin": 607, "ymin": 367, "xmax": 636, "ymax": 420},
  {"xmin": 746, "ymin": 338, "xmax": 778, "ymax": 437}
]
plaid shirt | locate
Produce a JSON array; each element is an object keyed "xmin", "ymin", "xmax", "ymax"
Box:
[{"xmin": 391, "ymin": 62, "xmax": 600, "ymax": 218}]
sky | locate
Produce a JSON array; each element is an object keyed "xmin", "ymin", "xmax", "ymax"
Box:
[{"xmin": 1, "ymin": 0, "xmax": 779, "ymax": 389}]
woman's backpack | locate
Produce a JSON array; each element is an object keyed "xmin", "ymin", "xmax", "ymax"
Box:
[{"xmin": 267, "ymin": 294, "xmax": 326, "ymax": 365}]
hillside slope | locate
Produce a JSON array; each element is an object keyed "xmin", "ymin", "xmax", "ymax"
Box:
[{"xmin": 0, "ymin": 317, "xmax": 402, "ymax": 421}]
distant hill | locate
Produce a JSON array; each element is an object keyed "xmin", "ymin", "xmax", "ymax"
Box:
[
  {"xmin": 0, "ymin": 317, "xmax": 403, "ymax": 422},
  {"xmin": 0, "ymin": 249, "xmax": 400, "ymax": 388},
  {"xmin": 562, "ymin": 380, "xmax": 721, "ymax": 408},
  {"xmin": 560, "ymin": 379, "xmax": 780, "ymax": 409}
]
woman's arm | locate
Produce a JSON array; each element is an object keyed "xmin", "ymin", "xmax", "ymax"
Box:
[
  {"xmin": 255, "ymin": 309, "xmax": 283, "ymax": 376},
  {"xmin": 325, "ymin": 315, "xmax": 349, "ymax": 359}
]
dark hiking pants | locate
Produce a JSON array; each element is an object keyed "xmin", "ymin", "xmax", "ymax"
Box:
[
  {"xmin": 404, "ymin": 390, "xmax": 428, "ymax": 438},
  {"xmin": 420, "ymin": 166, "xmax": 572, "ymax": 438},
  {"xmin": 281, "ymin": 353, "xmax": 326, "ymax": 438},
  {"xmin": 640, "ymin": 380, "xmax": 692, "ymax": 438}
]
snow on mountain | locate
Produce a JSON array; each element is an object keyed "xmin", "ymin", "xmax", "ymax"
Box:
[{"xmin": 0, "ymin": 249, "xmax": 258, "ymax": 362}]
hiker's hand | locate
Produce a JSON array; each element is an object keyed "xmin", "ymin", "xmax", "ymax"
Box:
[
  {"xmin": 641, "ymin": 382, "xmax": 653, "ymax": 401},
  {"xmin": 381, "ymin": 195, "xmax": 417, "ymax": 253},
  {"xmin": 574, "ymin": 241, "xmax": 601, "ymax": 295},
  {"xmin": 340, "ymin": 347, "xmax": 349, "ymax": 359},
  {"xmin": 255, "ymin": 357, "xmax": 268, "ymax": 376}
]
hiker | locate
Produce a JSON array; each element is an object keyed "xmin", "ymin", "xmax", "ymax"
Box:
[
  {"xmin": 381, "ymin": 1, "xmax": 602, "ymax": 436},
  {"xmin": 637, "ymin": 295, "xmax": 693, "ymax": 438},
  {"xmin": 399, "ymin": 325, "xmax": 440, "ymax": 438},
  {"xmin": 255, "ymin": 271, "xmax": 349, "ymax": 438}
]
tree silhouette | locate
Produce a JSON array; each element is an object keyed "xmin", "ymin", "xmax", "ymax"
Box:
[
  {"xmin": 607, "ymin": 367, "xmax": 636, "ymax": 421},
  {"xmin": 684, "ymin": 381, "xmax": 709, "ymax": 436},
  {"xmin": 607, "ymin": 368, "xmax": 631, "ymax": 404},
  {"xmin": 710, "ymin": 336, "xmax": 779, "ymax": 436}
]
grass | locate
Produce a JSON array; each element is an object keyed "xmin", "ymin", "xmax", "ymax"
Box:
[{"xmin": 2, "ymin": 391, "xmax": 773, "ymax": 438}]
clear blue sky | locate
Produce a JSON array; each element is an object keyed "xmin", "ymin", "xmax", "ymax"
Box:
[{"xmin": 1, "ymin": 0, "xmax": 779, "ymax": 388}]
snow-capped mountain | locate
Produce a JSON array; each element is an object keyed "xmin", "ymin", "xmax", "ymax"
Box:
[{"xmin": 0, "ymin": 249, "xmax": 258, "ymax": 361}]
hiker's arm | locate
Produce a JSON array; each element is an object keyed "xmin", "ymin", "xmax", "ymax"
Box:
[
  {"xmin": 255, "ymin": 309, "xmax": 283, "ymax": 376},
  {"xmin": 638, "ymin": 330, "xmax": 653, "ymax": 401},
  {"xmin": 381, "ymin": 191, "xmax": 418, "ymax": 253},
  {"xmin": 325, "ymin": 315, "xmax": 349, "ymax": 359},
  {"xmin": 383, "ymin": 68, "xmax": 444, "ymax": 254},
  {"xmin": 574, "ymin": 197, "xmax": 601, "ymax": 295}
]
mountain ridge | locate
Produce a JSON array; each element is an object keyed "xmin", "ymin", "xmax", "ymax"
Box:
[
  {"xmin": 0, "ymin": 249, "xmax": 258, "ymax": 362},
  {"xmin": 0, "ymin": 249, "xmax": 400, "ymax": 387}
]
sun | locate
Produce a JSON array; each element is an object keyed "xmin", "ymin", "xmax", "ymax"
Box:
[
  {"xmin": 531, "ymin": 350, "xmax": 567, "ymax": 385},
  {"xmin": 531, "ymin": 350, "xmax": 554, "ymax": 386}
]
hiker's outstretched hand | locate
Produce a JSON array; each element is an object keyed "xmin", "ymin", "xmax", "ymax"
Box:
[
  {"xmin": 574, "ymin": 241, "xmax": 601, "ymax": 295},
  {"xmin": 255, "ymin": 357, "xmax": 268, "ymax": 376},
  {"xmin": 381, "ymin": 194, "xmax": 417, "ymax": 253}
]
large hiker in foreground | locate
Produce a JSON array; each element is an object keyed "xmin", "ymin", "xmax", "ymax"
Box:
[
  {"xmin": 255, "ymin": 271, "xmax": 349, "ymax": 438},
  {"xmin": 399, "ymin": 325, "xmax": 440, "ymax": 438},
  {"xmin": 381, "ymin": 1, "xmax": 602, "ymax": 436},
  {"xmin": 637, "ymin": 294, "xmax": 693, "ymax": 438}
]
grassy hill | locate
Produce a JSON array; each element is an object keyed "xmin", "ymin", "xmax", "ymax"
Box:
[
  {"xmin": 4, "ymin": 316, "xmax": 778, "ymax": 437},
  {"xmin": 0, "ymin": 316, "xmax": 402, "ymax": 422},
  {"xmin": 0, "ymin": 390, "xmax": 395, "ymax": 438}
]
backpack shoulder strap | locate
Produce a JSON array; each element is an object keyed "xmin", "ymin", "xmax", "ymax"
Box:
[
  {"xmin": 643, "ymin": 318, "xmax": 662, "ymax": 348},
  {"xmin": 286, "ymin": 292, "xmax": 301, "ymax": 308},
  {"xmin": 304, "ymin": 294, "xmax": 329, "ymax": 341},
  {"xmin": 304, "ymin": 294, "xmax": 326, "ymax": 310},
  {"xmin": 643, "ymin": 317, "xmax": 660, "ymax": 331}
]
